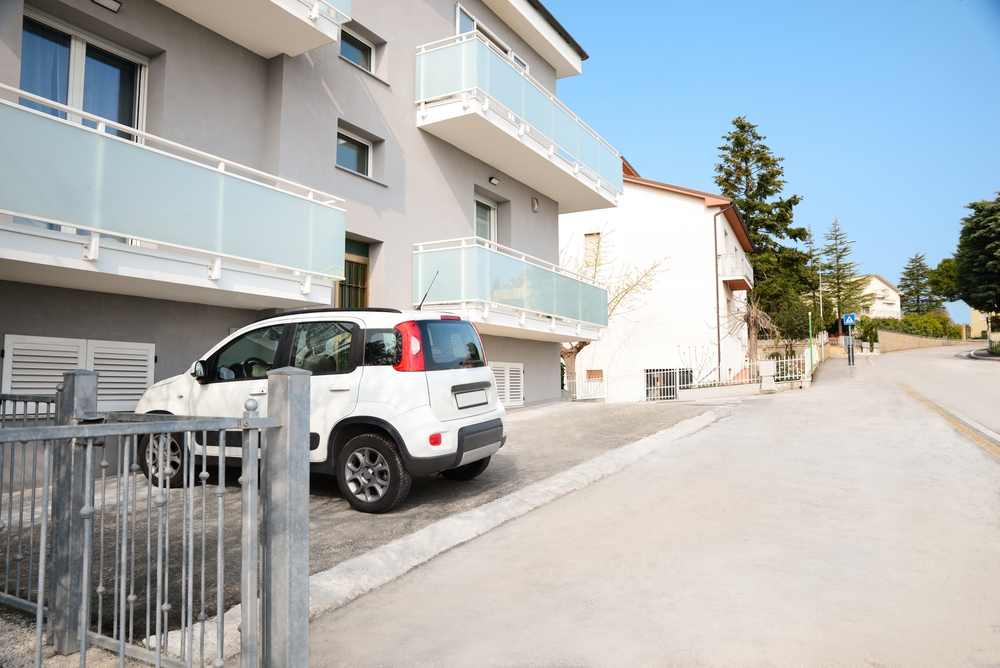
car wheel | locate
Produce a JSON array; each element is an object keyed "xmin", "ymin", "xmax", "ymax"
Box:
[
  {"xmin": 337, "ymin": 433, "xmax": 411, "ymax": 514},
  {"xmin": 440, "ymin": 456, "xmax": 491, "ymax": 481},
  {"xmin": 138, "ymin": 433, "xmax": 187, "ymax": 488}
]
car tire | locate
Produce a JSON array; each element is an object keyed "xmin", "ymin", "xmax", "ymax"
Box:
[
  {"xmin": 138, "ymin": 432, "xmax": 187, "ymax": 488},
  {"xmin": 440, "ymin": 456, "xmax": 491, "ymax": 481},
  {"xmin": 336, "ymin": 433, "xmax": 411, "ymax": 514}
]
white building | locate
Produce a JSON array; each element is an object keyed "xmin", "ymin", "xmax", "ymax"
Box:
[
  {"xmin": 859, "ymin": 275, "xmax": 902, "ymax": 319},
  {"xmin": 559, "ymin": 166, "xmax": 753, "ymax": 402}
]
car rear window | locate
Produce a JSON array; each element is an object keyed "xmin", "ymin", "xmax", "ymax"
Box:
[{"xmin": 417, "ymin": 320, "xmax": 486, "ymax": 371}]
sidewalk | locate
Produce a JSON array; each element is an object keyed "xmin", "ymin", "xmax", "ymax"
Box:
[{"xmin": 306, "ymin": 354, "xmax": 1000, "ymax": 667}]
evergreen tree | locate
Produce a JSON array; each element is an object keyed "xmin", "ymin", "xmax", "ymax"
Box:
[
  {"xmin": 955, "ymin": 194, "xmax": 1000, "ymax": 315},
  {"xmin": 898, "ymin": 253, "xmax": 944, "ymax": 315},
  {"xmin": 821, "ymin": 219, "xmax": 872, "ymax": 333},
  {"xmin": 714, "ymin": 117, "xmax": 810, "ymax": 334},
  {"xmin": 929, "ymin": 257, "xmax": 962, "ymax": 303}
]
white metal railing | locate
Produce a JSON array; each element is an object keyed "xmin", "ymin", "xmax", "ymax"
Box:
[
  {"xmin": 415, "ymin": 31, "xmax": 623, "ymax": 197},
  {"xmin": 298, "ymin": 0, "xmax": 351, "ymax": 24},
  {"xmin": 414, "ymin": 237, "xmax": 602, "ymax": 287},
  {"xmin": 718, "ymin": 253, "xmax": 754, "ymax": 287}
]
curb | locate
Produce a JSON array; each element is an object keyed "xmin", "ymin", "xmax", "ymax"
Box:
[{"xmin": 175, "ymin": 409, "xmax": 724, "ymax": 660}]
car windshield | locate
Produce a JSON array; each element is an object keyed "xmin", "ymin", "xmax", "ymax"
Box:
[{"xmin": 417, "ymin": 320, "xmax": 486, "ymax": 371}]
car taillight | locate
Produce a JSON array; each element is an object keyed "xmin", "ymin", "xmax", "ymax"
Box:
[
  {"xmin": 393, "ymin": 321, "xmax": 425, "ymax": 372},
  {"xmin": 471, "ymin": 322, "xmax": 488, "ymax": 365}
]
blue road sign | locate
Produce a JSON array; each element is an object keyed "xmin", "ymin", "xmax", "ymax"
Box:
[{"xmin": 843, "ymin": 313, "xmax": 856, "ymax": 326}]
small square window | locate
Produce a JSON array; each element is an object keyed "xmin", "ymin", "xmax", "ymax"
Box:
[
  {"xmin": 340, "ymin": 30, "xmax": 372, "ymax": 72},
  {"xmin": 337, "ymin": 132, "xmax": 371, "ymax": 176}
]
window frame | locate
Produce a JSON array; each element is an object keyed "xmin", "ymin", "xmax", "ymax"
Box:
[
  {"xmin": 454, "ymin": 3, "xmax": 528, "ymax": 73},
  {"xmin": 339, "ymin": 27, "xmax": 374, "ymax": 73},
  {"xmin": 337, "ymin": 253, "xmax": 370, "ymax": 308},
  {"xmin": 474, "ymin": 195, "xmax": 498, "ymax": 242},
  {"xmin": 23, "ymin": 7, "xmax": 148, "ymax": 133},
  {"xmin": 336, "ymin": 129, "xmax": 373, "ymax": 177}
]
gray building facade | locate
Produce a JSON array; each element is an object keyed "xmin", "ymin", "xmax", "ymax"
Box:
[{"xmin": 0, "ymin": 0, "xmax": 619, "ymax": 408}]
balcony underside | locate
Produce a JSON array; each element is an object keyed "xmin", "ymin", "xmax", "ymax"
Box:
[
  {"xmin": 418, "ymin": 100, "xmax": 617, "ymax": 214},
  {"xmin": 422, "ymin": 303, "xmax": 602, "ymax": 343},
  {"xmin": 722, "ymin": 276, "xmax": 752, "ymax": 291},
  {"xmin": 0, "ymin": 223, "xmax": 334, "ymax": 310},
  {"xmin": 155, "ymin": 0, "xmax": 344, "ymax": 58}
]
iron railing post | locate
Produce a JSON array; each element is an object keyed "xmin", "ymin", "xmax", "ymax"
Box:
[
  {"xmin": 49, "ymin": 369, "xmax": 98, "ymax": 654},
  {"xmin": 260, "ymin": 367, "xmax": 311, "ymax": 668}
]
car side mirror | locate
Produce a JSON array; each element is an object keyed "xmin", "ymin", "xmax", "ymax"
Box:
[{"xmin": 191, "ymin": 360, "xmax": 208, "ymax": 382}]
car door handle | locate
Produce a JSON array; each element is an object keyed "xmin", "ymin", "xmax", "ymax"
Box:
[
  {"xmin": 249, "ymin": 389, "xmax": 267, "ymax": 396},
  {"xmin": 328, "ymin": 385, "xmax": 351, "ymax": 392}
]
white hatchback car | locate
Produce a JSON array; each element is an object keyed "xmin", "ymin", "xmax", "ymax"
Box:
[{"xmin": 135, "ymin": 308, "xmax": 506, "ymax": 513}]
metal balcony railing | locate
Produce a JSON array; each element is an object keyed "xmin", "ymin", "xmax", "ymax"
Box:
[
  {"xmin": 413, "ymin": 237, "xmax": 609, "ymax": 328},
  {"xmin": 415, "ymin": 32, "xmax": 623, "ymax": 198},
  {"xmin": 718, "ymin": 253, "xmax": 755, "ymax": 288},
  {"xmin": 0, "ymin": 83, "xmax": 347, "ymax": 280}
]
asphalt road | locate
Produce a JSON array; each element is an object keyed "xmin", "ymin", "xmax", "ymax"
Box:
[{"xmin": 309, "ymin": 349, "xmax": 1000, "ymax": 667}]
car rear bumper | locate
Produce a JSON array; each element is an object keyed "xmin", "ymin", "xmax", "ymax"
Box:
[{"xmin": 403, "ymin": 417, "xmax": 505, "ymax": 474}]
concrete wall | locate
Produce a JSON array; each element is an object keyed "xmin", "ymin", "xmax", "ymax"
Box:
[
  {"xmin": 877, "ymin": 330, "xmax": 970, "ymax": 353},
  {"xmin": 559, "ymin": 181, "xmax": 750, "ymax": 399},
  {"xmin": 480, "ymin": 335, "xmax": 560, "ymax": 404},
  {"xmin": 0, "ymin": 280, "xmax": 262, "ymax": 384}
]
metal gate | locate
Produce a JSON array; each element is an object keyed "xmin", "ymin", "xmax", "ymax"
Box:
[{"xmin": 0, "ymin": 368, "xmax": 311, "ymax": 667}]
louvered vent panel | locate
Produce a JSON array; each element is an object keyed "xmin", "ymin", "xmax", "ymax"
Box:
[
  {"xmin": 87, "ymin": 340, "xmax": 155, "ymax": 411},
  {"xmin": 507, "ymin": 364, "xmax": 524, "ymax": 407},
  {"xmin": 2, "ymin": 336, "xmax": 86, "ymax": 394}
]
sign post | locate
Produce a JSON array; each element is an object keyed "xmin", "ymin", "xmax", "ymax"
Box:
[
  {"xmin": 843, "ymin": 313, "xmax": 856, "ymax": 366},
  {"xmin": 808, "ymin": 311, "xmax": 814, "ymax": 375}
]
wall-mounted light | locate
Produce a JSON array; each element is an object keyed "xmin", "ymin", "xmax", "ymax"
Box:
[
  {"xmin": 531, "ymin": 197, "xmax": 539, "ymax": 213},
  {"xmin": 92, "ymin": 0, "xmax": 122, "ymax": 12},
  {"xmin": 488, "ymin": 176, "xmax": 500, "ymax": 186}
]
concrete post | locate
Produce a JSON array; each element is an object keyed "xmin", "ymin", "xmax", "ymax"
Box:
[
  {"xmin": 49, "ymin": 370, "xmax": 98, "ymax": 654},
  {"xmin": 260, "ymin": 367, "xmax": 311, "ymax": 667}
]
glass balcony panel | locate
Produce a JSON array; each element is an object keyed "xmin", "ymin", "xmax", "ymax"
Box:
[
  {"xmin": 413, "ymin": 241, "xmax": 608, "ymax": 327},
  {"xmin": 416, "ymin": 35, "xmax": 623, "ymax": 195},
  {"xmin": 0, "ymin": 101, "xmax": 345, "ymax": 276}
]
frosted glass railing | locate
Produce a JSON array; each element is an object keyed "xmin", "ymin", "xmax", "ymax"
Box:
[
  {"xmin": 0, "ymin": 90, "xmax": 346, "ymax": 278},
  {"xmin": 416, "ymin": 33, "xmax": 623, "ymax": 195},
  {"xmin": 298, "ymin": 0, "xmax": 351, "ymax": 24},
  {"xmin": 413, "ymin": 239, "xmax": 609, "ymax": 327}
]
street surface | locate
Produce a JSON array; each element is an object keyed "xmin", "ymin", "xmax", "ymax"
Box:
[{"xmin": 309, "ymin": 346, "xmax": 1000, "ymax": 667}]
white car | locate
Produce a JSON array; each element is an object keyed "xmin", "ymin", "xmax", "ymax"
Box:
[{"xmin": 135, "ymin": 308, "xmax": 506, "ymax": 513}]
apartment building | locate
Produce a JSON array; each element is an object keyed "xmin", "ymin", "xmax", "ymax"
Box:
[
  {"xmin": 560, "ymin": 164, "xmax": 753, "ymax": 402},
  {"xmin": 0, "ymin": 0, "xmax": 619, "ymax": 408}
]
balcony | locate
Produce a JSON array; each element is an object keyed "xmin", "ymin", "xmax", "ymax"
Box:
[
  {"xmin": 719, "ymin": 254, "xmax": 754, "ymax": 291},
  {"xmin": 415, "ymin": 33, "xmax": 622, "ymax": 214},
  {"xmin": 154, "ymin": 0, "xmax": 350, "ymax": 58},
  {"xmin": 413, "ymin": 238, "xmax": 608, "ymax": 343},
  {"xmin": 0, "ymin": 84, "xmax": 346, "ymax": 306}
]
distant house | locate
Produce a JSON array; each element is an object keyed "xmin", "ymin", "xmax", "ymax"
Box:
[
  {"xmin": 859, "ymin": 275, "xmax": 902, "ymax": 319},
  {"xmin": 559, "ymin": 163, "xmax": 753, "ymax": 401},
  {"xmin": 970, "ymin": 308, "xmax": 994, "ymax": 338}
]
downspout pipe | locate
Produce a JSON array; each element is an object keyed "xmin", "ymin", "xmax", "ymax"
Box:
[{"xmin": 713, "ymin": 204, "xmax": 735, "ymax": 383}]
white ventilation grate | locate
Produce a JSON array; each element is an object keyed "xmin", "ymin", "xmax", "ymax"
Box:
[
  {"xmin": 87, "ymin": 340, "xmax": 156, "ymax": 411},
  {"xmin": 489, "ymin": 361, "xmax": 524, "ymax": 408}
]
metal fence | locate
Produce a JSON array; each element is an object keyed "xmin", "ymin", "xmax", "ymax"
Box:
[
  {"xmin": 0, "ymin": 368, "xmax": 311, "ymax": 668},
  {"xmin": 567, "ymin": 357, "xmax": 812, "ymax": 403}
]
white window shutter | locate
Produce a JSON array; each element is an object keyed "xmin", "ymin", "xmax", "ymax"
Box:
[
  {"xmin": 2, "ymin": 334, "xmax": 87, "ymax": 395},
  {"xmin": 86, "ymin": 340, "xmax": 156, "ymax": 411},
  {"xmin": 489, "ymin": 361, "xmax": 523, "ymax": 408}
]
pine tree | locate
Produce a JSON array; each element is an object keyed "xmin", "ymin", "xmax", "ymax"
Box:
[
  {"xmin": 955, "ymin": 194, "xmax": 1000, "ymax": 315},
  {"xmin": 898, "ymin": 253, "xmax": 944, "ymax": 315},
  {"xmin": 714, "ymin": 117, "xmax": 810, "ymax": 337},
  {"xmin": 822, "ymin": 219, "xmax": 872, "ymax": 333}
]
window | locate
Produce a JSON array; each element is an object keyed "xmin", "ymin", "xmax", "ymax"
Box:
[
  {"xmin": 585, "ymin": 370, "xmax": 604, "ymax": 381},
  {"xmin": 340, "ymin": 30, "xmax": 373, "ymax": 71},
  {"xmin": 417, "ymin": 320, "xmax": 486, "ymax": 370},
  {"xmin": 455, "ymin": 3, "xmax": 527, "ymax": 73},
  {"xmin": 19, "ymin": 13, "xmax": 144, "ymax": 137},
  {"xmin": 365, "ymin": 330, "xmax": 401, "ymax": 366},
  {"xmin": 475, "ymin": 196, "xmax": 497, "ymax": 241},
  {"xmin": 211, "ymin": 325, "xmax": 284, "ymax": 382},
  {"xmin": 337, "ymin": 131, "xmax": 371, "ymax": 176},
  {"xmin": 291, "ymin": 322, "xmax": 356, "ymax": 375}
]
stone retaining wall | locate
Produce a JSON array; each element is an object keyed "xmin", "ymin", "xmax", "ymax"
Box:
[{"xmin": 878, "ymin": 329, "xmax": 970, "ymax": 353}]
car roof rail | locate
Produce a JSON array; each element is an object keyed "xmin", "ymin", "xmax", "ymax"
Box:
[{"xmin": 253, "ymin": 307, "xmax": 404, "ymax": 322}]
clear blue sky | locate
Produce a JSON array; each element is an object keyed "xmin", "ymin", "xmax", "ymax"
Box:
[{"xmin": 546, "ymin": 0, "xmax": 1000, "ymax": 324}]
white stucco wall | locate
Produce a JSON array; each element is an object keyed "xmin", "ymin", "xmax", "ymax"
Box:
[
  {"xmin": 860, "ymin": 275, "xmax": 902, "ymax": 319},
  {"xmin": 559, "ymin": 180, "xmax": 750, "ymax": 402}
]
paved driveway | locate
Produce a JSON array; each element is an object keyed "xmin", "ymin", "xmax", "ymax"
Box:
[{"xmin": 309, "ymin": 350, "xmax": 1000, "ymax": 667}]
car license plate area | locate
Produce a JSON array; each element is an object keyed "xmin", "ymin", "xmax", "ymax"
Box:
[{"xmin": 455, "ymin": 388, "xmax": 488, "ymax": 409}]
